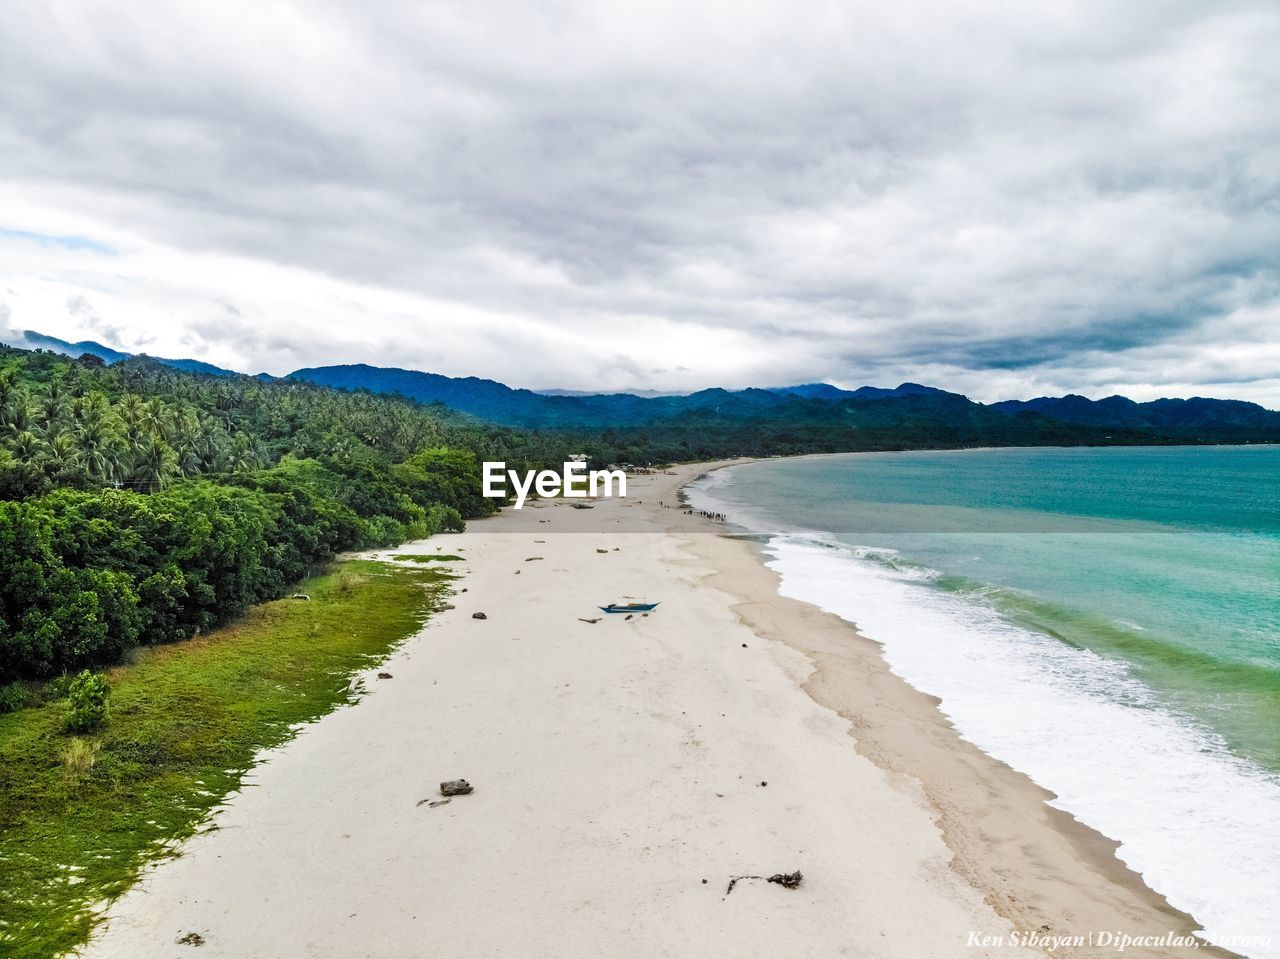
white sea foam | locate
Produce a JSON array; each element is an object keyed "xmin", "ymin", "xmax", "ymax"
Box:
[{"xmin": 687, "ymin": 474, "xmax": 1280, "ymax": 959}]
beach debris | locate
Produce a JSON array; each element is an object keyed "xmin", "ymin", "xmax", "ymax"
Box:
[
  {"xmin": 175, "ymin": 931, "xmax": 206, "ymax": 946},
  {"xmin": 759, "ymin": 781, "xmax": 767, "ymax": 787},
  {"xmin": 724, "ymin": 871, "xmax": 803, "ymax": 896},
  {"xmin": 439, "ymin": 603, "xmax": 456, "ymax": 611},
  {"xmin": 625, "ymin": 614, "xmax": 633, "ymax": 620},
  {"xmin": 514, "ymin": 570, "xmax": 521, "ymax": 575},
  {"xmin": 572, "ymin": 503, "xmax": 594, "ymax": 509},
  {"xmin": 578, "ymin": 617, "xmax": 601, "ymax": 624},
  {"xmin": 597, "ymin": 548, "xmax": 609, "ymax": 554},
  {"xmin": 440, "ymin": 779, "xmax": 473, "ymax": 796},
  {"xmin": 377, "ymin": 672, "xmax": 393, "ymax": 680},
  {"xmin": 291, "ymin": 593, "xmax": 310, "ymax": 601},
  {"xmin": 525, "ymin": 556, "xmax": 544, "ymax": 561},
  {"xmin": 417, "ymin": 797, "xmax": 451, "ymax": 808},
  {"xmin": 472, "ymin": 612, "xmax": 487, "ymax": 620}
]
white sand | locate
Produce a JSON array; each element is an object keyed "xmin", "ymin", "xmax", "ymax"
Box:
[{"xmin": 77, "ymin": 464, "xmax": 1218, "ymax": 958}]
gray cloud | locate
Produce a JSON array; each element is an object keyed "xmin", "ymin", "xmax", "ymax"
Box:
[{"xmin": 0, "ymin": 0, "xmax": 1277, "ymax": 403}]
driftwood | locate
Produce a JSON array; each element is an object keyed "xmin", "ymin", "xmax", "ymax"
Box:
[
  {"xmin": 724, "ymin": 871, "xmax": 803, "ymax": 896},
  {"xmin": 578, "ymin": 617, "xmax": 602, "ymax": 624},
  {"xmin": 377, "ymin": 672, "xmax": 393, "ymax": 679}
]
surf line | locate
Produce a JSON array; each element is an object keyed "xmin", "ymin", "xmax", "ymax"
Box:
[{"xmin": 483, "ymin": 461, "xmax": 627, "ymax": 510}]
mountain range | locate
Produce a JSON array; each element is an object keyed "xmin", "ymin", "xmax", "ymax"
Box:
[{"xmin": 7, "ymin": 328, "xmax": 1278, "ymax": 442}]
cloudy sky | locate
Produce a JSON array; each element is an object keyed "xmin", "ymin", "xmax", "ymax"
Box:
[{"xmin": 1, "ymin": 1, "xmax": 1277, "ymax": 404}]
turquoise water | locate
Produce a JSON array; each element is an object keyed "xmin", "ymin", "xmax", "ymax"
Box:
[
  {"xmin": 689, "ymin": 446, "xmax": 1280, "ymax": 954},
  {"xmin": 704, "ymin": 446, "xmax": 1280, "ymax": 769}
]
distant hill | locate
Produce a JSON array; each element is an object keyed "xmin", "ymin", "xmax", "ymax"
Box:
[
  {"xmin": 288, "ymin": 365, "xmax": 814, "ymax": 427},
  {"xmin": 288, "ymin": 365, "xmax": 986, "ymax": 429},
  {"xmin": 286, "ymin": 363, "xmax": 1278, "ymax": 445},
  {"xmin": 4, "ymin": 330, "xmax": 244, "ymax": 378},
  {"xmin": 6, "ymin": 329, "xmax": 1277, "ymax": 444},
  {"xmin": 991, "ymin": 394, "xmax": 1280, "ymax": 440},
  {"xmin": 770, "ymin": 382, "xmax": 953, "ymax": 401},
  {"xmin": 17, "ymin": 330, "xmax": 130, "ymax": 364}
]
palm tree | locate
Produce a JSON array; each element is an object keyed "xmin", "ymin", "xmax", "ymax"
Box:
[
  {"xmin": 129, "ymin": 439, "xmax": 179, "ymax": 489},
  {"xmin": 118, "ymin": 394, "xmax": 145, "ymax": 427},
  {"xmin": 223, "ymin": 433, "xmax": 260, "ymax": 474},
  {"xmin": 43, "ymin": 433, "xmax": 80, "ymax": 475},
  {"xmin": 75, "ymin": 418, "xmax": 121, "ymax": 484},
  {"xmin": 1, "ymin": 390, "xmax": 34, "ymax": 438},
  {"xmin": 7, "ymin": 429, "xmax": 47, "ymax": 462}
]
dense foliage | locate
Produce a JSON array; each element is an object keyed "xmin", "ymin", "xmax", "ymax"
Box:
[{"xmin": 0, "ymin": 346, "xmax": 570, "ymax": 681}]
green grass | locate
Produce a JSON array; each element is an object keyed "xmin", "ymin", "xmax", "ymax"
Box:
[
  {"xmin": 0, "ymin": 559, "xmax": 451, "ymax": 959},
  {"xmin": 394, "ymin": 553, "xmax": 464, "ymax": 563}
]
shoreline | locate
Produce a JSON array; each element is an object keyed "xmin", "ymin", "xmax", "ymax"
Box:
[
  {"xmin": 675, "ymin": 459, "xmax": 1231, "ymax": 957},
  {"xmin": 77, "ymin": 461, "xmax": 1232, "ymax": 958}
]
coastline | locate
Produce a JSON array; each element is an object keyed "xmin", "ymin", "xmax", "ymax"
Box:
[
  {"xmin": 77, "ymin": 461, "xmax": 1230, "ymax": 958},
  {"xmin": 677, "ymin": 459, "xmax": 1234, "ymax": 958}
]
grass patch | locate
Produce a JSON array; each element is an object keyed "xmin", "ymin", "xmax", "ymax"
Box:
[
  {"xmin": 0, "ymin": 559, "xmax": 451, "ymax": 959},
  {"xmin": 394, "ymin": 553, "xmax": 464, "ymax": 563}
]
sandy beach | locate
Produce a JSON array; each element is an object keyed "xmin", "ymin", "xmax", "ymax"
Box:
[{"xmin": 77, "ymin": 462, "xmax": 1225, "ymax": 959}]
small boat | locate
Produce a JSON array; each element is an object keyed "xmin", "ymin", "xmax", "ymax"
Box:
[{"xmin": 598, "ymin": 599, "xmax": 660, "ymax": 614}]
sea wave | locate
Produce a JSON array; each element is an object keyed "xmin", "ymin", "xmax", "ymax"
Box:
[{"xmin": 687, "ymin": 472, "xmax": 1280, "ymax": 958}]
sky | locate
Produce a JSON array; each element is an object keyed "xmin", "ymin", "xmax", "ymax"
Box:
[{"xmin": 0, "ymin": 1, "xmax": 1277, "ymax": 405}]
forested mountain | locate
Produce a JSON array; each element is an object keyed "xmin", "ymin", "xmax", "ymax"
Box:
[
  {"xmin": 288, "ymin": 364, "xmax": 1279, "ymax": 442},
  {"xmin": 16, "ymin": 330, "xmax": 130, "ymax": 365},
  {"xmin": 288, "ymin": 364, "xmax": 799, "ymax": 428},
  {"xmin": 11, "ymin": 329, "xmax": 1278, "ymax": 440},
  {"xmin": 581, "ymin": 389, "xmax": 1159, "ymax": 465},
  {"xmin": 8, "ymin": 330, "xmax": 243, "ymax": 378},
  {"xmin": 991, "ymin": 394, "xmax": 1280, "ymax": 438}
]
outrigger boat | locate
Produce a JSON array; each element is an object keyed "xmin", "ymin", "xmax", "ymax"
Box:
[{"xmin": 598, "ymin": 596, "xmax": 660, "ymax": 614}]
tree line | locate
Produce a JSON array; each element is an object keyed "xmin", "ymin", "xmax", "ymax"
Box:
[{"xmin": 0, "ymin": 347, "xmax": 571, "ymax": 684}]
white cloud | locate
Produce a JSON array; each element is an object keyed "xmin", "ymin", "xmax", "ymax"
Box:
[{"xmin": 0, "ymin": 0, "xmax": 1276, "ymax": 404}]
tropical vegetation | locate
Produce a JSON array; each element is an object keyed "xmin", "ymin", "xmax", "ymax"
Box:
[{"xmin": 0, "ymin": 345, "xmax": 568, "ymax": 684}]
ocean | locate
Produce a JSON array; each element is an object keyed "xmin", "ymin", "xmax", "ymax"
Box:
[{"xmin": 687, "ymin": 446, "xmax": 1279, "ymax": 958}]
